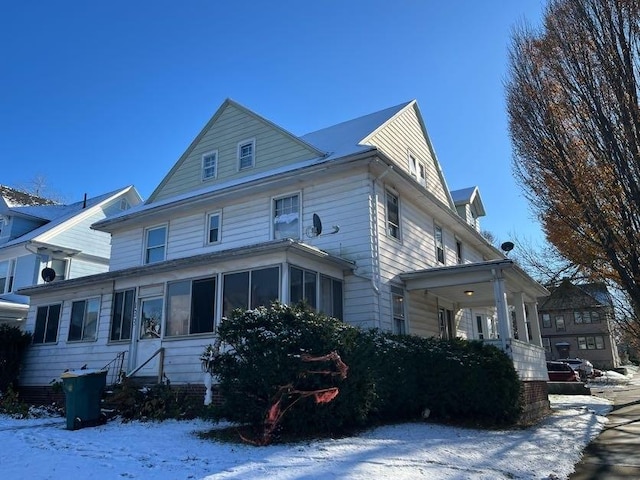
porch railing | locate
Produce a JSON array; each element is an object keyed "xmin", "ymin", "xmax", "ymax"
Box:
[
  {"xmin": 102, "ymin": 351, "xmax": 127, "ymax": 386},
  {"xmin": 125, "ymin": 347, "xmax": 165, "ymax": 384}
]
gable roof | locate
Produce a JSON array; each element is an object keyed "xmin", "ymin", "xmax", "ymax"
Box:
[
  {"xmin": 540, "ymin": 280, "xmax": 613, "ymax": 310},
  {"xmin": 99, "ymin": 99, "xmax": 463, "ymax": 230},
  {"xmin": 300, "ymin": 101, "xmax": 411, "ymax": 159},
  {"xmin": 1, "ymin": 186, "xmax": 138, "ymax": 249},
  {"xmin": 147, "ymin": 99, "xmax": 326, "ymax": 203}
]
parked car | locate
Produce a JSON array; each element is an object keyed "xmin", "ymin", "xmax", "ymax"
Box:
[
  {"xmin": 546, "ymin": 361, "xmax": 581, "ymax": 382},
  {"xmin": 558, "ymin": 358, "xmax": 594, "ymax": 379}
]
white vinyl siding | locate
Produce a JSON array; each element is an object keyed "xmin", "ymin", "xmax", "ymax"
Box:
[
  {"xmin": 150, "ymin": 104, "xmax": 319, "ymax": 202},
  {"xmin": 363, "ymin": 104, "xmax": 449, "ymax": 205}
]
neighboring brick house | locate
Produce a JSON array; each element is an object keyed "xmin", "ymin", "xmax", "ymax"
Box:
[{"xmin": 538, "ymin": 280, "xmax": 620, "ymax": 369}]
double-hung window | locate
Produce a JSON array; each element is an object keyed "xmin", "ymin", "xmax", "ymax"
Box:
[
  {"xmin": 207, "ymin": 211, "xmax": 221, "ymax": 244},
  {"xmin": 392, "ymin": 286, "xmax": 406, "ymax": 334},
  {"xmin": 223, "ymin": 267, "xmax": 280, "ymax": 318},
  {"xmin": 33, "ymin": 304, "xmax": 61, "ymax": 344},
  {"xmin": 542, "ymin": 313, "xmax": 552, "ymax": 328},
  {"xmin": 408, "ymin": 154, "xmax": 427, "ymax": 187},
  {"xmin": 166, "ymin": 277, "xmax": 216, "ymax": 336},
  {"xmin": 238, "ymin": 139, "xmax": 255, "ymax": 170},
  {"xmin": 0, "ymin": 259, "xmax": 15, "ymax": 293},
  {"xmin": 202, "ymin": 151, "xmax": 218, "ymax": 180},
  {"xmin": 273, "ymin": 194, "xmax": 300, "ymax": 239},
  {"xmin": 435, "ymin": 225, "xmax": 445, "ymax": 264},
  {"xmin": 68, "ymin": 297, "xmax": 100, "ymax": 342},
  {"xmin": 145, "ymin": 225, "xmax": 167, "ymax": 264},
  {"xmin": 386, "ymin": 191, "xmax": 400, "ymax": 239},
  {"xmin": 555, "ymin": 315, "xmax": 565, "ymax": 331},
  {"xmin": 110, "ymin": 289, "xmax": 135, "ymax": 342}
]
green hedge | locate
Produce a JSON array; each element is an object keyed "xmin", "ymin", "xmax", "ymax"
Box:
[
  {"xmin": 0, "ymin": 324, "xmax": 32, "ymax": 393},
  {"xmin": 203, "ymin": 303, "xmax": 522, "ymax": 442}
]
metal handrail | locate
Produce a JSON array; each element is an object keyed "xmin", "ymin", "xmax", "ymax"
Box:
[
  {"xmin": 102, "ymin": 351, "xmax": 126, "ymax": 386},
  {"xmin": 125, "ymin": 347, "xmax": 165, "ymax": 384}
]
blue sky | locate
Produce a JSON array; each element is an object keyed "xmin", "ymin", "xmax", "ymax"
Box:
[{"xmin": 1, "ymin": 1, "xmax": 546, "ymax": 246}]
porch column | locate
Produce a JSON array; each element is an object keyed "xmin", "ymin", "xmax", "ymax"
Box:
[
  {"xmin": 492, "ymin": 272, "xmax": 512, "ymax": 351},
  {"xmin": 526, "ymin": 301, "xmax": 543, "ymax": 347},
  {"xmin": 513, "ymin": 292, "xmax": 530, "ymax": 342}
]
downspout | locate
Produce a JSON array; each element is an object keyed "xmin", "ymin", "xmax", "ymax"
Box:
[{"xmin": 368, "ymin": 162, "xmax": 394, "ymax": 293}]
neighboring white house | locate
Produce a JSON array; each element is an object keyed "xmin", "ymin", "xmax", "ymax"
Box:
[
  {"xmin": 0, "ymin": 185, "xmax": 142, "ymax": 328},
  {"xmin": 17, "ymin": 99, "xmax": 550, "ymax": 415}
]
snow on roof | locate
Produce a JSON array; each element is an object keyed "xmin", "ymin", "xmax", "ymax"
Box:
[
  {"xmin": 0, "ymin": 185, "xmax": 57, "ymax": 208},
  {"xmin": 2, "ymin": 187, "xmax": 130, "ymax": 248},
  {"xmin": 300, "ymin": 101, "xmax": 411, "ymax": 159},
  {"xmin": 450, "ymin": 187, "xmax": 477, "ymax": 204}
]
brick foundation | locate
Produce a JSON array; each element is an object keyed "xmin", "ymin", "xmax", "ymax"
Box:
[{"xmin": 519, "ymin": 380, "xmax": 551, "ymax": 424}]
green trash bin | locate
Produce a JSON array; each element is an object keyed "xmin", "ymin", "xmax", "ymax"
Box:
[{"xmin": 60, "ymin": 369, "xmax": 108, "ymax": 430}]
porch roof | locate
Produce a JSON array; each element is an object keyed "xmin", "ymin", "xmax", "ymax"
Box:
[
  {"xmin": 400, "ymin": 259, "xmax": 549, "ymax": 307},
  {"xmin": 17, "ymin": 239, "xmax": 354, "ymax": 296}
]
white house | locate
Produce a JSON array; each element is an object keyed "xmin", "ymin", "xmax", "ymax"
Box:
[
  {"xmin": 17, "ymin": 99, "xmax": 550, "ymax": 416},
  {"xmin": 0, "ymin": 185, "xmax": 142, "ymax": 328}
]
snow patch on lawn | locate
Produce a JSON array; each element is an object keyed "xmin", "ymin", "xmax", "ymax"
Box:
[{"xmin": 0, "ymin": 394, "xmax": 613, "ymax": 480}]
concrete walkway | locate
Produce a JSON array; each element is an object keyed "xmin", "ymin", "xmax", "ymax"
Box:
[{"xmin": 569, "ymin": 371, "xmax": 640, "ymax": 479}]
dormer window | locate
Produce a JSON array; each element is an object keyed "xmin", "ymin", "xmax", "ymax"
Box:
[
  {"xmin": 202, "ymin": 151, "xmax": 218, "ymax": 180},
  {"xmin": 238, "ymin": 139, "xmax": 255, "ymax": 170}
]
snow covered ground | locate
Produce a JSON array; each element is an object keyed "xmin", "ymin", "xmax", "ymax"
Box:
[{"xmin": 1, "ymin": 369, "xmax": 634, "ymax": 480}]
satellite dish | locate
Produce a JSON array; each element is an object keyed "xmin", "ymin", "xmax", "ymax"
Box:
[
  {"xmin": 41, "ymin": 267, "xmax": 56, "ymax": 283},
  {"xmin": 500, "ymin": 241, "xmax": 515, "ymax": 255},
  {"xmin": 313, "ymin": 213, "xmax": 323, "ymax": 236}
]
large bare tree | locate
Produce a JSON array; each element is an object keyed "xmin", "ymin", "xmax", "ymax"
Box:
[{"xmin": 507, "ymin": 0, "xmax": 640, "ymax": 340}]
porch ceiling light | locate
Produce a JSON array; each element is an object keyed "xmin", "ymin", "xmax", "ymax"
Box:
[{"xmin": 464, "ymin": 290, "xmax": 474, "ymax": 296}]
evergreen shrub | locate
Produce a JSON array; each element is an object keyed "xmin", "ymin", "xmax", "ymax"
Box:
[
  {"xmin": 0, "ymin": 324, "xmax": 32, "ymax": 393},
  {"xmin": 204, "ymin": 303, "xmax": 522, "ymax": 442}
]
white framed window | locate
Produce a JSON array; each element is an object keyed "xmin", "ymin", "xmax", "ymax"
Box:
[
  {"xmin": 223, "ymin": 266, "xmax": 280, "ymax": 318},
  {"xmin": 110, "ymin": 289, "xmax": 135, "ymax": 342},
  {"xmin": 144, "ymin": 225, "xmax": 167, "ymax": 264},
  {"xmin": 391, "ymin": 286, "xmax": 406, "ymax": 335},
  {"xmin": 273, "ymin": 193, "xmax": 300, "ymax": 239},
  {"xmin": 542, "ymin": 313, "xmax": 552, "ymax": 328},
  {"xmin": 542, "ymin": 337, "xmax": 551, "ymax": 353},
  {"xmin": 435, "ymin": 225, "xmax": 445, "ymax": 264},
  {"xmin": 206, "ymin": 211, "xmax": 221, "ymax": 244},
  {"xmin": 289, "ymin": 266, "xmax": 343, "ymax": 320},
  {"xmin": 555, "ymin": 315, "xmax": 565, "ymax": 331},
  {"xmin": 237, "ymin": 139, "xmax": 255, "ymax": 170},
  {"xmin": 475, "ymin": 314, "xmax": 485, "ymax": 340},
  {"xmin": 68, "ymin": 297, "xmax": 100, "ymax": 342},
  {"xmin": 202, "ymin": 150, "xmax": 218, "ymax": 180},
  {"xmin": 578, "ymin": 335, "xmax": 605, "ymax": 350},
  {"xmin": 33, "ymin": 304, "xmax": 61, "ymax": 344},
  {"xmin": 120, "ymin": 198, "xmax": 131, "ymax": 211},
  {"xmin": 166, "ymin": 277, "xmax": 216, "ymax": 336},
  {"xmin": 0, "ymin": 259, "xmax": 16, "ymax": 293},
  {"xmin": 456, "ymin": 240, "xmax": 463, "ymax": 264},
  {"xmin": 408, "ymin": 153, "xmax": 427, "ymax": 187},
  {"xmin": 386, "ymin": 190, "xmax": 400, "ymax": 240}
]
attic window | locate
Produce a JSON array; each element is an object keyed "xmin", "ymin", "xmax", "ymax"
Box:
[
  {"xmin": 202, "ymin": 151, "xmax": 218, "ymax": 180},
  {"xmin": 408, "ymin": 153, "xmax": 426, "ymax": 187},
  {"xmin": 238, "ymin": 139, "xmax": 255, "ymax": 170}
]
